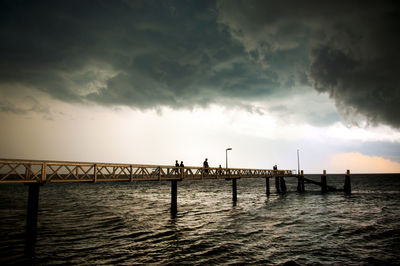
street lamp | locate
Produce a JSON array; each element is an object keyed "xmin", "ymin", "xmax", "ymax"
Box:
[
  {"xmin": 226, "ymin": 148, "xmax": 232, "ymax": 169},
  {"xmin": 297, "ymin": 149, "xmax": 300, "ymax": 174}
]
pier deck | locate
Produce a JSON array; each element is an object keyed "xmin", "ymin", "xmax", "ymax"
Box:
[
  {"xmin": 0, "ymin": 158, "xmax": 350, "ymax": 247},
  {"xmin": 0, "ymin": 159, "xmax": 296, "ymax": 183}
]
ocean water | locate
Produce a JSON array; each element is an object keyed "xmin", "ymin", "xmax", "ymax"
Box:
[{"xmin": 1, "ymin": 174, "xmax": 400, "ymax": 265}]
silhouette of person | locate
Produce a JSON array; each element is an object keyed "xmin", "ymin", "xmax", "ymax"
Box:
[
  {"xmin": 203, "ymin": 158, "xmax": 209, "ymax": 175},
  {"xmin": 175, "ymin": 160, "xmax": 179, "ymax": 175},
  {"xmin": 180, "ymin": 161, "xmax": 184, "ymax": 176},
  {"xmin": 218, "ymin": 164, "xmax": 222, "ymax": 176}
]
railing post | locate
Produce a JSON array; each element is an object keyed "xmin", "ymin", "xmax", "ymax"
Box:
[
  {"xmin": 321, "ymin": 170, "xmax": 327, "ymax": 193},
  {"xmin": 41, "ymin": 162, "xmax": 47, "ymax": 183},
  {"xmin": 344, "ymin": 169, "xmax": 351, "ymax": 194},
  {"xmin": 93, "ymin": 164, "xmax": 97, "ymax": 183},
  {"xmin": 171, "ymin": 180, "xmax": 178, "ymax": 215},
  {"xmin": 25, "ymin": 164, "xmax": 31, "ymax": 180}
]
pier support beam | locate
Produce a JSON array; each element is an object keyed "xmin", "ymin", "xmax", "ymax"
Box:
[
  {"xmin": 297, "ymin": 177, "xmax": 302, "ymax": 192},
  {"xmin": 171, "ymin": 180, "xmax": 178, "ymax": 215},
  {"xmin": 266, "ymin": 178, "xmax": 270, "ymax": 197},
  {"xmin": 275, "ymin": 176, "xmax": 280, "ymax": 193},
  {"xmin": 297, "ymin": 170, "xmax": 305, "ymax": 192},
  {"xmin": 344, "ymin": 170, "xmax": 351, "ymax": 194},
  {"xmin": 321, "ymin": 170, "xmax": 327, "ymax": 193},
  {"xmin": 26, "ymin": 183, "xmax": 40, "ymax": 247},
  {"xmin": 279, "ymin": 177, "xmax": 287, "ymax": 194},
  {"xmin": 232, "ymin": 178, "xmax": 237, "ymax": 202}
]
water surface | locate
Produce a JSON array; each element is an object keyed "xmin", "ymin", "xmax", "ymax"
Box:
[{"xmin": 1, "ymin": 174, "xmax": 399, "ymax": 265}]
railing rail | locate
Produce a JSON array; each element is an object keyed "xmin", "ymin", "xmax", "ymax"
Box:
[{"xmin": 0, "ymin": 159, "xmax": 297, "ymax": 183}]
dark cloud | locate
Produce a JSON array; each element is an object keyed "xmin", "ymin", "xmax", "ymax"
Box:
[
  {"xmin": 217, "ymin": 0, "xmax": 400, "ymax": 128},
  {"xmin": 0, "ymin": 0, "xmax": 285, "ymax": 110},
  {"xmin": 1, "ymin": 0, "xmax": 398, "ymax": 128}
]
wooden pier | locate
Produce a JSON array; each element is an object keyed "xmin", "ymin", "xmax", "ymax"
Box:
[{"xmin": 0, "ymin": 158, "xmax": 351, "ymax": 247}]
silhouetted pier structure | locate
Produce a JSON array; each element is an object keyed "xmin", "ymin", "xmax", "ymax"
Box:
[{"xmin": 0, "ymin": 159, "xmax": 351, "ymax": 248}]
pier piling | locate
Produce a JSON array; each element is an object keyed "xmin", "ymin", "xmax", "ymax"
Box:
[
  {"xmin": 279, "ymin": 177, "xmax": 287, "ymax": 193},
  {"xmin": 344, "ymin": 170, "xmax": 351, "ymax": 194},
  {"xmin": 321, "ymin": 170, "xmax": 327, "ymax": 193},
  {"xmin": 26, "ymin": 183, "xmax": 40, "ymax": 247},
  {"xmin": 275, "ymin": 176, "xmax": 280, "ymax": 193},
  {"xmin": 171, "ymin": 180, "xmax": 178, "ymax": 214},
  {"xmin": 297, "ymin": 170, "xmax": 305, "ymax": 192},
  {"xmin": 232, "ymin": 178, "xmax": 237, "ymax": 202},
  {"xmin": 266, "ymin": 178, "xmax": 270, "ymax": 197}
]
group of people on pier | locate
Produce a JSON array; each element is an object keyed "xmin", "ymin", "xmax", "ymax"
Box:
[{"xmin": 174, "ymin": 158, "xmax": 211, "ymax": 175}]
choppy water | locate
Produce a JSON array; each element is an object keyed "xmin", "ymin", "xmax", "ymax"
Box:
[{"xmin": 1, "ymin": 174, "xmax": 400, "ymax": 265}]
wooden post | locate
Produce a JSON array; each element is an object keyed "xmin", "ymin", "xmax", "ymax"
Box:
[
  {"xmin": 344, "ymin": 169, "xmax": 351, "ymax": 194},
  {"xmin": 321, "ymin": 170, "xmax": 327, "ymax": 193},
  {"xmin": 171, "ymin": 180, "xmax": 178, "ymax": 214},
  {"xmin": 232, "ymin": 178, "xmax": 237, "ymax": 202},
  {"xmin": 275, "ymin": 176, "xmax": 280, "ymax": 193},
  {"xmin": 26, "ymin": 183, "xmax": 40, "ymax": 247},
  {"xmin": 93, "ymin": 164, "xmax": 97, "ymax": 183},
  {"xmin": 279, "ymin": 177, "xmax": 287, "ymax": 193},
  {"xmin": 266, "ymin": 177, "xmax": 270, "ymax": 197},
  {"xmin": 41, "ymin": 162, "xmax": 47, "ymax": 183},
  {"xmin": 25, "ymin": 164, "xmax": 31, "ymax": 180},
  {"xmin": 297, "ymin": 176, "xmax": 301, "ymax": 192}
]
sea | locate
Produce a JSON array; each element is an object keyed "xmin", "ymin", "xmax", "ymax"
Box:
[{"xmin": 1, "ymin": 174, "xmax": 399, "ymax": 265}]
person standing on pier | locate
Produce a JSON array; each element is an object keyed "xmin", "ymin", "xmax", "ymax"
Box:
[
  {"xmin": 175, "ymin": 160, "xmax": 179, "ymax": 176},
  {"xmin": 203, "ymin": 158, "xmax": 209, "ymax": 175},
  {"xmin": 180, "ymin": 161, "xmax": 184, "ymax": 176}
]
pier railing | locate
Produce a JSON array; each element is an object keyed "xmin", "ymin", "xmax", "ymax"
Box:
[
  {"xmin": 0, "ymin": 159, "xmax": 296, "ymax": 183},
  {"xmin": 0, "ymin": 158, "xmax": 350, "ymax": 248}
]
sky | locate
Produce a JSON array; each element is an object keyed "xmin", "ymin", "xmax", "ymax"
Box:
[{"xmin": 1, "ymin": 0, "xmax": 400, "ymax": 173}]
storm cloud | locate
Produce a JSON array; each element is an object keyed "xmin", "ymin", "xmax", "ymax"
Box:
[
  {"xmin": 217, "ymin": 0, "xmax": 400, "ymax": 127},
  {"xmin": 0, "ymin": 0, "xmax": 399, "ymax": 127}
]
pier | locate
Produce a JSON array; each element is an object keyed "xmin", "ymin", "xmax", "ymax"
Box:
[{"xmin": 0, "ymin": 159, "xmax": 351, "ymax": 248}]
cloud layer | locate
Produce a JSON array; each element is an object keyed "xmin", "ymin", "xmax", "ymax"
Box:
[
  {"xmin": 217, "ymin": 0, "xmax": 400, "ymax": 127},
  {"xmin": 0, "ymin": 0, "xmax": 399, "ymax": 127}
]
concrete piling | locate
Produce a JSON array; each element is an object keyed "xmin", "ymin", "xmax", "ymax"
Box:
[
  {"xmin": 279, "ymin": 177, "xmax": 287, "ymax": 193},
  {"xmin": 232, "ymin": 178, "xmax": 237, "ymax": 202},
  {"xmin": 266, "ymin": 177, "xmax": 270, "ymax": 197},
  {"xmin": 26, "ymin": 183, "xmax": 40, "ymax": 247},
  {"xmin": 344, "ymin": 170, "xmax": 351, "ymax": 194},
  {"xmin": 171, "ymin": 180, "xmax": 178, "ymax": 214},
  {"xmin": 297, "ymin": 170, "xmax": 305, "ymax": 192},
  {"xmin": 275, "ymin": 176, "xmax": 280, "ymax": 193},
  {"xmin": 321, "ymin": 170, "xmax": 327, "ymax": 193}
]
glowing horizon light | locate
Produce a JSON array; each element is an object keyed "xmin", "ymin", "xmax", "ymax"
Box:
[{"xmin": 328, "ymin": 152, "xmax": 400, "ymax": 173}]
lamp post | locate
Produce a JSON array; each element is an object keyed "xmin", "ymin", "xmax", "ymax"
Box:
[
  {"xmin": 226, "ymin": 148, "xmax": 232, "ymax": 169},
  {"xmin": 297, "ymin": 149, "xmax": 300, "ymax": 175}
]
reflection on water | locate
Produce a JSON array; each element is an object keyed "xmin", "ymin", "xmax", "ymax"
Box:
[{"xmin": 1, "ymin": 175, "xmax": 400, "ymax": 265}]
